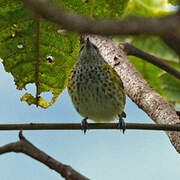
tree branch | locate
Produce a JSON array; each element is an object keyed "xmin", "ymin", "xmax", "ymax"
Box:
[
  {"xmin": 21, "ymin": 0, "xmax": 180, "ymax": 36},
  {"xmin": 84, "ymin": 35, "xmax": 180, "ymax": 153},
  {"xmin": 0, "ymin": 131, "xmax": 89, "ymax": 180},
  {"xmin": 121, "ymin": 42, "xmax": 180, "ymax": 79},
  {"xmin": 19, "ymin": 0, "xmax": 180, "ymax": 151},
  {"xmin": 0, "ymin": 123, "xmax": 180, "ymax": 132},
  {"xmin": 21, "ymin": 0, "xmax": 180, "ymax": 55}
]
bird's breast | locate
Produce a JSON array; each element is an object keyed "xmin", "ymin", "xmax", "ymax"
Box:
[{"xmin": 68, "ymin": 66, "xmax": 125, "ymax": 122}]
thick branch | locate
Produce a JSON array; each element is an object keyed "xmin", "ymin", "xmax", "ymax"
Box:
[
  {"xmin": 85, "ymin": 35, "xmax": 180, "ymax": 153},
  {"xmin": 121, "ymin": 42, "xmax": 180, "ymax": 79},
  {"xmin": 21, "ymin": 0, "xmax": 180, "ymax": 55},
  {"xmin": 21, "ymin": 0, "xmax": 179, "ymax": 36},
  {"xmin": 0, "ymin": 131, "xmax": 89, "ymax": 180},
  {"xmin": 0, "ymin": 123, "xmax": 180, "ymax": 132}
]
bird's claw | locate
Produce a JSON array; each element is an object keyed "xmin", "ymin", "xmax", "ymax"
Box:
[
  {"xmin": 118, "ymin": 114, "xmax": 126, "ymax": 134},
  {"xmin": 81, "ymin": 117, "xmax": 88, "ymax": 134}
]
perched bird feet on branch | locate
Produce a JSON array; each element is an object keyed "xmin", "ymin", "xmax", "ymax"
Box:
[
  {"xmin": 81, "ymin": 117, "xmax": 88, "ymax": 134},
  {"xmin": 118, "ymin": 112, "xmax": 126, "ymax": 134}
]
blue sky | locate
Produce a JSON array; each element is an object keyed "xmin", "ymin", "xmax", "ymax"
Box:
[{"xmin": 0, "ymin": 63, "xmax": 180, "ymax": 180}]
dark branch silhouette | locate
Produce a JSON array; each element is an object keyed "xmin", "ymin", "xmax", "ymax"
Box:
[
  {"xmin": 22, "ymin": 0, "xmax": 180, "ymax": 55},
  {"xmin": 120, "ymin": 42, "xmax": 180, "ymax": 79},
  {"xmin": 0, "ymin": 123, "xmax": 180, "ymax": 132},
  {"xmin": 0, "ymin": 131, "xmax": 89, "ymax": 180}
]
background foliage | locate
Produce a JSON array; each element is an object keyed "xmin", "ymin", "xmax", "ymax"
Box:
[{"xmin": 0, "ymin": 0, "xmax": 179, "ymax": 108}]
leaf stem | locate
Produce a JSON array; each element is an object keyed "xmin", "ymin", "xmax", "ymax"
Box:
[{"xmin": 34, "ymin": 15, "xmax": 40, "ymax": 106}]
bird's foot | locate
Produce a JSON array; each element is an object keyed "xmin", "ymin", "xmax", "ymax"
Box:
[
  {"xmin": 121, "ymin": 111, "xmax": 126, "ymax": 118},
  {"xmin": 118, "ymin": 113, "xmax": 126, "ymax": 134},
  {"xmin": 81, "ymin": 117, "xmax": 88, "ymax": 134}
]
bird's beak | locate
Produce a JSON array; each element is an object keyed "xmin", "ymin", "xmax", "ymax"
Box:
[{"xmin": 85, "ymin": 38, "xmax": 91, "ymax": 48}]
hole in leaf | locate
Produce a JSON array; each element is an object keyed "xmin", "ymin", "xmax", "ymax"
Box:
[
  {"xmin": 40, "ymin": 92, "xmax": 53, "ymax": 103},
  {"xmin": 17, "ymin": 44, "xmax": 23, "ymax": 49},
  {"xmin": 24, "ymin": 83, "xmax": 36, "ymax": 95},
  {"xmin": 11, "ymin": 33, "xmax": 15, "ymax": 38},
  {"xmin": 57, "ymin": 29, "xmax": 68, "ymax": 35},
  {"xmin": 46, "ymin": 56, "xmax": 54, "ymax": 63},
  {"xmin": 125, "ymin": 38, "xmax": 132, "ymax": 43}
]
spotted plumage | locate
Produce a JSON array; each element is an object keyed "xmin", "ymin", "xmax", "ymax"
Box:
[{"xmin": 68, "ymin": 39, "xmax": 126, "ymax": 123}]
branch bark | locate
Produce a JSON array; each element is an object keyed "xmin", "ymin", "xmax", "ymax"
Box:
[
  {"xmin": 0, "ymin": 131, "xmax": 89, "ymax": 180},
  {"xmin": 0, "ymin": 123, "xmax": 180, "ymax": 132},
  {"xmin": 22, "ymin": 0, "xmax": 180, "ymax": 55},
  {"xmin": 21, "ymin": 0, "xmax": 180, "ymax": 36},
  {"xmin": 85, "ymin": 35, "xmax": 180, "ymax": 153}
]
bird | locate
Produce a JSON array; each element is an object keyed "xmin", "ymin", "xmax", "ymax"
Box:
[{"xmin": 67, "ymin": 38, "xmax": 126, "ymax": 133}]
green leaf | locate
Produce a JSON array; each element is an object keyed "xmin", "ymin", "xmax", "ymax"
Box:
[
  {"xmin": 0, "ymin": 0, "xmax": 80, "ymax": 108},
  {"xmin": 122, "ymin": 0, "xmax": 171, "ymax": 17},
  {"xmin": 160, "ymin": 73, "xmax": 180, "ymax": 104},
  {"xmin": 128, "ymin": 56, "xmax": 165, "ymax": 95},
  {"xmin": 20, "ymin": 92, "xmax": 58, "ymax": 108},
  {"xmin": 168, "ymin": 0, "xmax": 180, "ymax": 6},
  {"xmin": 0, "ymin": 0, "xmax": 129, "ymax": 108},
  {"xmin": 58, "ymin": 0, "xmax": 129, "ymax": 18},
  {"xmin": 0, "ymin": 0, "xmax": 178, "ymax": 109}
]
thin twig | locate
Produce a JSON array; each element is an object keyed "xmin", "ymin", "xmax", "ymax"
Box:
[
  {"xmin": 0, "ymin": 131, "xmax": 89, "ymax": 180},
  {"xmin": 120, "ymin": 42, "xmax": 180, "ymax": 79},
  {"xmin": 0, "ymin": 123, "xmax": 179, "ymax": 131}
]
